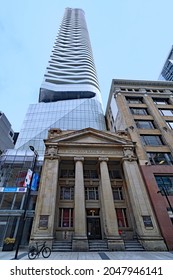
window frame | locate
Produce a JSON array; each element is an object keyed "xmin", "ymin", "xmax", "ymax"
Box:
[
  {"xmin": 166, "ymin": 121, "xmax": 173, "ymax": 129},
  {"xmin": 155, "ymin": 175, "xmax": 173, "ymax": 196},
  {"xmin": 85, "ymin": 187, "xmax": 99, "ymax": 200},
  {"xmin": 147, "ymin": 152, "xmax": 173, "ymax": 165},
  {"xmin": 112, "ymin": 186, "xmax": 124, "ymax": 200},
  {"xmin": 153, "ymin": 98, "xmax": 169, "ymax": 105},
  {"xmin": 116, "ymin": 208, "xmax": 129, "ymax": 227},
  {"xmin": 84, "ymin": 169, "xmax": 98, "ymax": 179},
  {"xmin": 159, "ymin": 109, "xmax": 173, "ymax": 116},
  {"xmin": 126, "ymin": 97, "xmax": 143, "ymax": 104},
  {"xmin": 141, "ymin": 135, "xmax": 164, "ymax": 146},
  {"xmin": 130, "ymin": 108, "xmax": 148, "ymax": 115},
  {"xmin": 59, "ymin": 208, "xmax": 74, "ymax": 228},
  {"xmin": 60, "ymin": 186, "xmax": 74, "ymax": 200},
  {"xmin": 135, "ymin": 120, "xmax": 155, "ymax": 129}
]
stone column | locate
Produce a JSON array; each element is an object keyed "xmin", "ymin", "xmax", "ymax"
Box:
[
  {"xmin": 99, "ymin": 157, "xmax": 124, "ymax": 250},
  {"xmin": 72, "ymin": 157, "xmax": 88, "ymax": 251},
  {"xmin": 122, "ymin": 147, "xmax": 167, "ymax": 251},
  {"xmin": 30, "ymin": 152, "xmax": 60, "ymax": 248}
]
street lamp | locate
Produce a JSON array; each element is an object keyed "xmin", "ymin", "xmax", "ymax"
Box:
[
  {"xmin": 157, "ymin": 186, "xmax": 173, "ymax": 215},
  {"xmin": 14, "ymin": 146, "xmax": 38, "ymax": 259}
]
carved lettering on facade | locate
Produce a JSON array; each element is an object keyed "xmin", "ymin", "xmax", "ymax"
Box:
[{"xmin": 59, "ymin": 148, "xmax": 123, "ymax": 156}]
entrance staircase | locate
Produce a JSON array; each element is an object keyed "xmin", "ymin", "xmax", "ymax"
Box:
[
  {"xmin": 52, "ymin": 240, "xmax": 72, "ymax": 252},
  {"xmin": 124, "ymin": 239, "xmax": 145, "ymax": 251},
  {"xmin": 88, "ymin": 240, "xmax": 109, "ymax": 251},
  {"xmin": 52, "ymin": 239, "xmax": 144, "ymax": 252}
]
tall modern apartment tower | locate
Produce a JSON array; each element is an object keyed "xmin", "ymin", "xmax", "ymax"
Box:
[
  {"xmin": 15, "ymin": 8, "xmax": 106, "ymax": 157},
  {"xmin": 159, "ymin": 45, "xmax": 173, "ymax": 81}
]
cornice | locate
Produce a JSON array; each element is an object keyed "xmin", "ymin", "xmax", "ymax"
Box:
[{"xmin": 112, "ymin": 79, "xmax": 173, "ymax": 88}]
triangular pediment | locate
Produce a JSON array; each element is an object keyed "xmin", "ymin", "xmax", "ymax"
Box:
[{"xmin": 45, "ymin": 127, "xmax": 133, "ymax": 146}]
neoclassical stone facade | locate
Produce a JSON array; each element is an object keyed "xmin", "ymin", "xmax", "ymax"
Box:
[{"xmin": 30, "ymin": 128, "xmax": 167, "ymax": 251}]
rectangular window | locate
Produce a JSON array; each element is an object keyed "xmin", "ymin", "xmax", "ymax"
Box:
[
  {"xmin": 130, "ymin": 108, "xmax": 148, "ymax": 115},
  {"xmin": 166, "ymin": 121, "xmax": 173, "ymax": 129},
  {"xmin": 59, "ymin": 208, "xmax": 73, "ymax": 227},
  {"xmin": 109, "ymin": 170, "xmax": 122, "ymax": 179},
  {"xmin": 153, "ymin": 98, "xmax": 169, "ymax": 104},
  {"xmin": 135, "ymin": 120, "xmax": 155, "ymax": 129},
  {"xmin": 84, "ymin": 170, "xmax": 98, "ymax": 179},
  {"xmin": 60, "ymin": 169, "xmax": 75, "ymax": 178},
  {"xmin": 141, "ymin": 135, "xmax": 164, "ymax": 146},
  {"xmin": 112, "ymin": 187, "xmax": 123, "ymax": 200},
  {"xmin": 116, "ymin": 208, "xmax": 128, "ymax": 227},
  {"xmin": 159, "ymin": 109, "xmax": 173, "ymax": 116},
  {"xmin": 147, "ymin": 152, "xmax": 173, "ymax": 165},
  {"xmin": 85, "ymin": 187, "xmax": 99, "ymax": 200},
  {"xmin": 126, "ymin": 97, "xmax": 143, "ymax": 104},
  {"xmin": 155, "ymin": 176, "xmax": 173, "ymax": 196},
  {"xmin": 60, "ymin": 187, "xmax": 74, "ymax": 200}
]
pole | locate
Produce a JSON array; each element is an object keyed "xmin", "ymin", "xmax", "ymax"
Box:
[{"xmin": 14, "ymin": 147, "xmax": 38, "ymax": 259}]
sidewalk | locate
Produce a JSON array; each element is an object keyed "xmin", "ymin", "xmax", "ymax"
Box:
[{"xmin": 0, "ymin": 250, "xmax": 173, "ymax": 260}]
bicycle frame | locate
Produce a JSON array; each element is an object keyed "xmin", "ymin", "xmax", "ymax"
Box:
[{"xmin": 34, "ymin": 242, "xmax": 46, "ymax": 256}]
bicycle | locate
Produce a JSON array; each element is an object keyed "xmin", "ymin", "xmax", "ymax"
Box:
[{"xmin": 28, "ymin": 241, "xmax": 51, "ymax": 259}]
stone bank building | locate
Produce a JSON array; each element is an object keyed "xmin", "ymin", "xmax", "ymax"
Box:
[{"xmin": 30, "ymin": 128, "xmax": 167, "ymax": 251}]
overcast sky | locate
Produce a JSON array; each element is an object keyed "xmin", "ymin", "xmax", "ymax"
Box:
[{"xmin": 1, "ymin": 0, "xmax": 173, "ymax": 131}]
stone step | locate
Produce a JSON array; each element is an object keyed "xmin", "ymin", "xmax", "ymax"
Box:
[
  {"xmin": 124, "ymin": 240, "xmax": 145, "ymax": 251},
  {"xmin": 52, "ymin": 241, "xmax": 72, "ymax": 252},
  {"xmin": 88, "ymin": 240, "xmax": 109, "ymax": 251}
]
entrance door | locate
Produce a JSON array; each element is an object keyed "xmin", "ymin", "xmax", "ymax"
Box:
[{"xmin": 87, "ymin": 218, "xmax": 101, "ymax": 239}]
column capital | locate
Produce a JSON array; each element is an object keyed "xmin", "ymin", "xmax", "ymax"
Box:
[
  {"xmin": 74, "ymin": 156, "xmax": 84, "ymax": 162},
  {"xmin": 122, "ymin": 147, "xmax": 137, "ymax": 162},
  {"xmin": 45, "ymin": 146, "xmax": 60, "ymax": 160},
  {"xmin": 99, "ymin": 157, "xmax": 109, "ymax": 162}
]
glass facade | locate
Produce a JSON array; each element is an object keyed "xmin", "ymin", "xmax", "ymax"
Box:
[
  {"xmin": 159, "ymin": 46, "xmax": 173, "ymax": 81},
  {"xmin": 15, "ymin": 8, "xmax": 106, "ymax": 157},
  {"xmin": 15, "ymin": 98, "xmax": 106, "ymax": 157}
]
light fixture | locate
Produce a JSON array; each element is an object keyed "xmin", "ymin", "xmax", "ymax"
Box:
[{"xmin": 29, "ymin": 145, "xmax": 35, "ymax": 152}]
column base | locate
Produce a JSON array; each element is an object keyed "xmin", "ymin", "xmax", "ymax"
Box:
[
  {"xmin": 72, "ymin": 237, "xmax": 89, "ymax": 251},
  {"xmin": 140, "ymin": 238, "xmax": 167, "ymax": 251},
  {"xmin": 107, "ymin": 237, "xmax": 125, "ymax": 251}
]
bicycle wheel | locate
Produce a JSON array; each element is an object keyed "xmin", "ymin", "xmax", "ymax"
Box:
[
  {"xmin": 42, "ymin": 246, "xmax": 51, "ymax": 258},
  {"xmin": 28, "ymin": 247, "xmax": 38, "ymax": 259}
]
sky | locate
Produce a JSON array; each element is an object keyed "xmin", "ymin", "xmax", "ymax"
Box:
[{"xmin": 1, "ymin": 0, "xmax": 173, "ymax": 132}]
